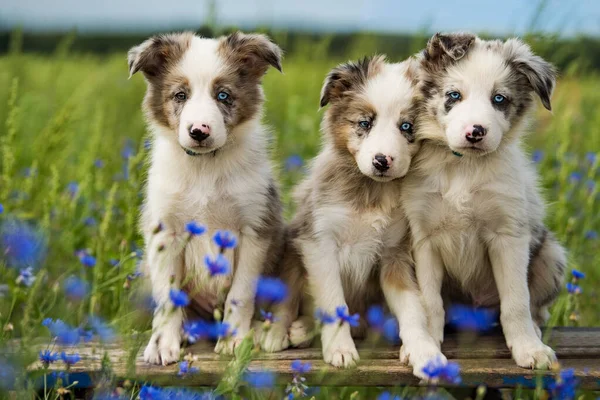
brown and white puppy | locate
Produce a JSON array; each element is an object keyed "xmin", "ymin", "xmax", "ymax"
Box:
[
  {"xmin": 402, "ymin": 32, "xmax": 566, "ymax": 369},
  {"xmin": 129, "ymin": 31, "xmax": 288, "ymax": 364},
  {"xmin": 273, "ymin": 56, "xmax": 445, "ymax": 379}
]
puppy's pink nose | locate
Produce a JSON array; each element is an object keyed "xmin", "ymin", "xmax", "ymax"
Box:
[{"xmin": 189, "ymin": 122, "xmax": 211, "ymax": 142}]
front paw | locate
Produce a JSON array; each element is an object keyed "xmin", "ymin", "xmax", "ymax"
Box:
[
  {"xmin": 511, "ymin": 337, "xmax": 557, "ymax": 369},
  {"xmin": 144, "ymin": 331, "xmax": 181, "ymax": 365},
  {"xmin": 401, "ymin": 342, "xmax": 448, "ymax": 380},
  {"xmin": 322, "ymin": 332, "xmax": 359, "ymax": 368},
  {"xmin": 214, "ymin": 334, "xmax": 245, "ymax": 355},
  {"xmin": 261, "ymin": 323, "xmax": 290, "ymax": 353}
]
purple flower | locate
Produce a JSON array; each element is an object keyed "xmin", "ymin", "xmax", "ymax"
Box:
[
  {"xmin": 285, "ymin": 154, "xmax": 304, "ymax": 172},
  {"xmin": 291, "ymin": 360, "xmax": 311, "ymax": 374},
  {"xmin": 566, "ymin": 282, "xmax": 582, "ymax": 294},
  {"xmin": 122, "ymin": 141, "xmax": 135, "ymax": 159},
  {"xmin": 382, "ymin": 317, "xmax": 400, "ymax": 344},
  {"xmin": 80, "ymin": 254, "xmax": 96, "ymax": 268},
  {"xmin": 39, "ymin": 350, "xmax": 59, "ymax": 365},
  {"xmin": 44, "ymin": 319, "xmax": 81, "ymax": 345},
  {"xmin": 256, "ymin": 277, "xmax": 288, "ymax": 304},
  {"xmin": 213, "ymin": 230, "xmax": 237, "ymax": 249},
  {"xmin": 569, "ymin": 172, "xmax": 582, "ymax": 184},
  {"xmin": 335, "ymin": 306, "xmax": 359, "ymax": 327},
  {"xmin": 572, "ymin": 269, "xmax": 585, "ymax": 280},
  {"xmin": 60, "ymin": 352, "xmax": 81, "ymax": 366},
  {"xmin": 245, "ymin": 370, "xmax": 275, "ymax": 388},
  {"xmin": 169, "ymin": 289, "xmax": 190, "ymax": 307},
  {"xmin": 585, "ymin": 230, "xmax": 598, "ymax": 240},
  {"xmin": 549, "ymin": 368, "xmax": 578, "ymax": 400},
  {"xmin": 185, "ymin": 221, "xmax": 206, "ymax": 236},
  {"xmin": 64, "ymin": 275, "xmax": 89, "ymax": 301},
  {"xmin": 177, "ymin": 361, "xmax": 199, "ymax": 376},
  {"xmin": 447, "ymin": 304, "xmax": 497, "ymax": 332},
  {"xmin": 16, "ymin": 267, "xmax": 36, "ymax": 287},
  {"xmin": 585, "ymin": 152, "xmax": 597, "ymax": 165},
  {"xmin": 367, "ymin": 305, "xmax": 385, "ymax": 331},
  {"xmin": 67, "ymin": 182, "xmax": 79, "ymax": 197},
  {"xmin": 260, "ymin": 309, "xmax": 276, "ymax": 323},
  {"xmin": 315, "ymin": 309, "xmax": 336, "ymax": 325},
  {"xmin": 204, "ymin": 254, "xmax": 230, "ymax": 276},
  {"xmin": 84, "ymin": 217, "xmax": 97, "ymax": 227},
  {"xmin": 94, "ymin": 159, "xmax": 104, "ymax": 168},
  {"xmin": 532, "ymin": 150, "xmax": 544, "ymax": 163}
]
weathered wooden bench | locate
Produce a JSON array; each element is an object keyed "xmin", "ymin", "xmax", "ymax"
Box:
[{"xmin": 26, "ymin": 327, "xmax": 600, "ymax": 391}]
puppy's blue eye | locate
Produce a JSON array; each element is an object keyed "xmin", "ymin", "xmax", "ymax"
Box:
[
  {"xmin": 493, "ymin": 94, "xmax": 506, "ymax": 104},
  {"xmin": 400, "ymin": 122, "xmax": 412, "ymax": 131},
  {"xmin": 217, "ymin": 91, "xmax": 229, "ymax": 101},
  {"xmin": 359, "ymin": 120, "xmax": 371, "ymax": 129},
  {"xmin": 448, "ymin": 91, "xmax": 461, "ymax": 100}
]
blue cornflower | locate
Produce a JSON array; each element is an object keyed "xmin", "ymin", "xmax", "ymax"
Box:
[
  {"xmin": 569, "ymin": 171, "xmax": 582, "ymax": 184},
  {"xmin": 532, "ymin": 150, "xmax": 544, "ymax": 163},
  {"xmin": 382, "ymin": 317, "xmax": 400, "ymax": 344},
  {"xmin": 549, "ymin": 368, "xmax": 578, "ymax": 400},
  {"xmin": 122, "ymin": 141, "xmax": 135, "ymax": 159},
  {"xmin": 212, "ymin": 321, "xmax": 236, "ymax": 340},
  {"xmin": 584, "ymin": 230, "xmax": 598, "ymax": 240},
  {"xmin": 336, "ymin": 306, "xmax": 359, "ymax": 327},
  {"xmin": 67, "ymin": 182, "xmax": 79, "ymax": 197},
  {"xmin": 39, "ymin": 350, "xmax": 59, "ymax": 365},
  {"xmin": 572, "ymin": 269, "xmax": 585, "ymax": 280},
  {"xmin": 169, "ymin": 289, "xmax": 190, "ymax": 307},
  {"xmin": 80, "ymin": 254, "xmax": 96, "ymax": 268},
  {"xmin": 109, "ymin": 259, "xmax": 119, "ymax": 267},
  {"xmin": 42, "ymin": 318, "xmax": 52, "ymax": 327},
  {"xmin": 185, "ymin": 221, "xmax": 207, "ymax": 236},
  {"xmin": 291, "ymin": 360, "xmax": 311, "ymax": 374},
  {"xmin": 566, "ymin": 282, "xmax": 582, "ymax": 294},
  {"xmin": 285, "ymin": 154, "xmax": 304, "ymax": 172},
  {"xmin": 83, "ymin": 217, "xmax": 97, "ymax": 227},
  {"xmin": 204, "ymin": 254, "xmax": 230, "ymax": 276},
  {"xmin": 64, "ymin": 275, "xmax": 89, "ymax": 301},
  {"xmin": 94, "ymin": 159, "xmax": 104, "ymax": 168},
  {"xmin": 245, "ymin": 370, "xmax": 276, "ymax": 388},
  {"xmin": 260, "ymin": 309, "xmax": 276, "ymax": 323},
  {"xmin": 256, "ymin": 277, "xmax": 288, "ymax": 304},
  {"xmin": 79, "ymin": 328, "xmax": 94, "ymax": 342},
  {"xmin": 367, "ymin": 305, "xmax": 385, "ymax": 331},
  {"xmin": 60, "ymin": 352, "xmax": 81, "ymax": 366},
  {"xmin": 16, "ymin": 267, "xmax": 36, "ymax": 287},
  {"xmin": 139, "ymin": 386, "xmax": 163, "ymax": 399},
  {"xmin": 447, "ymin": 304, "xmax": 497, "ymax": 332},
  {"xmin": 213, "ymin": 230, "xmax": 237, "ymax": 249},
  {"xmin": 586, "ymin": 179, "xmax": 596, "ymax": 193},
  {"xmin": 422, "ymin": 356, "xmax": 461, "ymax": 384},
  {"xmin": 315, "ymin": 309, "xmax": 336, "ymax": 325},
  {"xmin": 89, "ymin": 316, "xmax": 115, "ymax": 342},
  {"xmin": 1, "ymin": 218, "xmax": 47, "ymax": 269},
  {"xmin": 378, "ymin": 392, "xmax": 402, "ymax": 400},
  {"xmin": 586, "ymin": 152, "xmax": 597, "ymax": 165},
  {"xmin": 178, "ymin": 361, "xmax": 199, "ymax": 376},
  {"xmin": 183, "ymin": 320, "xmax": 212, "ymax": 343},
  {"xmin": 0, "ymin": 204, "xmax": 3, "ymax": 214},
  {"xmin": 44, "ymin": 319, "xmax": 81, "ymax": 345}
]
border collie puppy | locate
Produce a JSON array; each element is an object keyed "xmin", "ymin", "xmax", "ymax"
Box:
[
  {"xmin": 275, "ymin": 56, "xmax": 444, "ymax": 378},
  {"xmin": 128, "ymin": 31, "xmax": 287, "ymax": 364},
  {"xmin": 402, "ymin": 33, "xmax": 566, "ymax": 369}
]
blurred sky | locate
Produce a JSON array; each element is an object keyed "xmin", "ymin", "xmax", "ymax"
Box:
[{"xmin": 2, "ymin": 0, "xmax": 599, "ymax": 36}]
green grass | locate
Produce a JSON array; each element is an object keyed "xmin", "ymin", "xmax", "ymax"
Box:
[{"xmin": 0, "ymin": 35, "xmax": 598, "ymax": 399}]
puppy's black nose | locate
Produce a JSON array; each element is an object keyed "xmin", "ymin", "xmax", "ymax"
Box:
[
  {"xmin": 189, "ymin": 124, "xmax": 210, "ymax": 142},
  {"xmin": 373, "ymin": 153, "xmax": 391, "ymax": 172},
  {"xmin": 466, "ymin": 124, "xmax": 487, "ymax": 143}
]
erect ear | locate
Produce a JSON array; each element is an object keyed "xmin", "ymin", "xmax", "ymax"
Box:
[
  {"xmin": 319, "ymin": 55, "xmax": 385, "ymax": 108},
  {"xmin": 220, "ymin": 31, "xmax": 283, "ymax": 78},
  {"xmin": 127, "ymin": 32, "xmax": 192, "ymax": 79},
  {"xmin": 423, "ymin": 32, "xmax": 476, "ymax": 67},
  {"xmin": 504, "ymin": 38, "xmax": 557, "ymax": 111}
]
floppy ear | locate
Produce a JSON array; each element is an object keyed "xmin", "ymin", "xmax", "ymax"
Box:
[
  {"xmin": 504, "ymin": 38, "xmax": 556, "ymax": 111},
  {"xmin": 320, "ymin": 55, "xmax": 384, "ymax": 107},
  {"xmin": 423, "ymin": 32, "xmax": 476, "ymax": 67},
  {"xmin": 220, "ymin": 32, "xmax": 283, "ymax": 78},
  {"xmin": 127, "ymin": 33, "xmax": 192, "ymax": 79}
]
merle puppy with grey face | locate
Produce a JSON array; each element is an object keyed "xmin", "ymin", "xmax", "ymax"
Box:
[
  {"xmin": 401, "ymin": 33, "xmax": 566, "ymax": 370},
  {"xmin": 129, "ymin": 31, "xmax": 291, "ymax": 365}
]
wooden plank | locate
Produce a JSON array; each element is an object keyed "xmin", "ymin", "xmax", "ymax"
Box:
[{"xmin": 14, "ymin": 328, "xmax": 600, "ymax": 389}]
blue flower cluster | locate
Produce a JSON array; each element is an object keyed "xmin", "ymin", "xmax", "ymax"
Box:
[
  {"xmin": 178, "ymin": 361, "xmax": 199, "ymax": 376},
  {"xmin": 183, "ymin": 320, "xmax": 236, "ymax": 343},
  {"xmin": 139, "ymin": 386, "xmax": 217, "ymax": 399},
  {"xmin": 256, "ymin": 277, "xmax": 288, "ymax": 304},
  {"xmin": 169, "ymin": 289, "xmax": 190, "ymax": 307},
  {"xmin": 549, "ymin": 368, "xmax": 579, "ymax": 400},
  {"xmin": 422, "ymin": 356, "xmax": 462, "ymax": 384},
  {"xmin": 204, "ymin": 254, "xmax": 230, "ymax": 276},
  {"xmin": 447, "ymin": 304, "xmax": 497, "ymax": 333}
]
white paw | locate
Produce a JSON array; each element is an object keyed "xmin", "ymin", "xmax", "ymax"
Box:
[
  {"xmin": 511, "ymin": 338, "xmax": 556, "ymax": 369},
  {"xmin": 289, "ymin": 317, "xmax": 315, "ymax": 348},
  {"xmin": 322, "ymin": 331, "xmax": 359, "ymax": 368},
  {"xmin": 261, "ymin": 323, "xmax": 290, "ymax": 353},
  {"xmin": 143, "ymin": 331, "xmax": 181, "ymax": 365},
  {"xmin": 214, "ymin": 335, "xmax": 245, "ymax": 355},
  {"xmin": 402, "ymin": 343, "xmax": 448, "ymax": 380}
]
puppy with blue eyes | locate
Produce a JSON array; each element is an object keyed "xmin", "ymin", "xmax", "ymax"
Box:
[
  {"xmin": 129, "ymin": 31, "xmax": 290, "ymax": 365},
  {"xmin": 402, "ymin": 33, "xmax": 566, "ymax": 369},
  {"xmin": 273, "ymin": 56, "xmax": 445, "ymax": 379}
]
